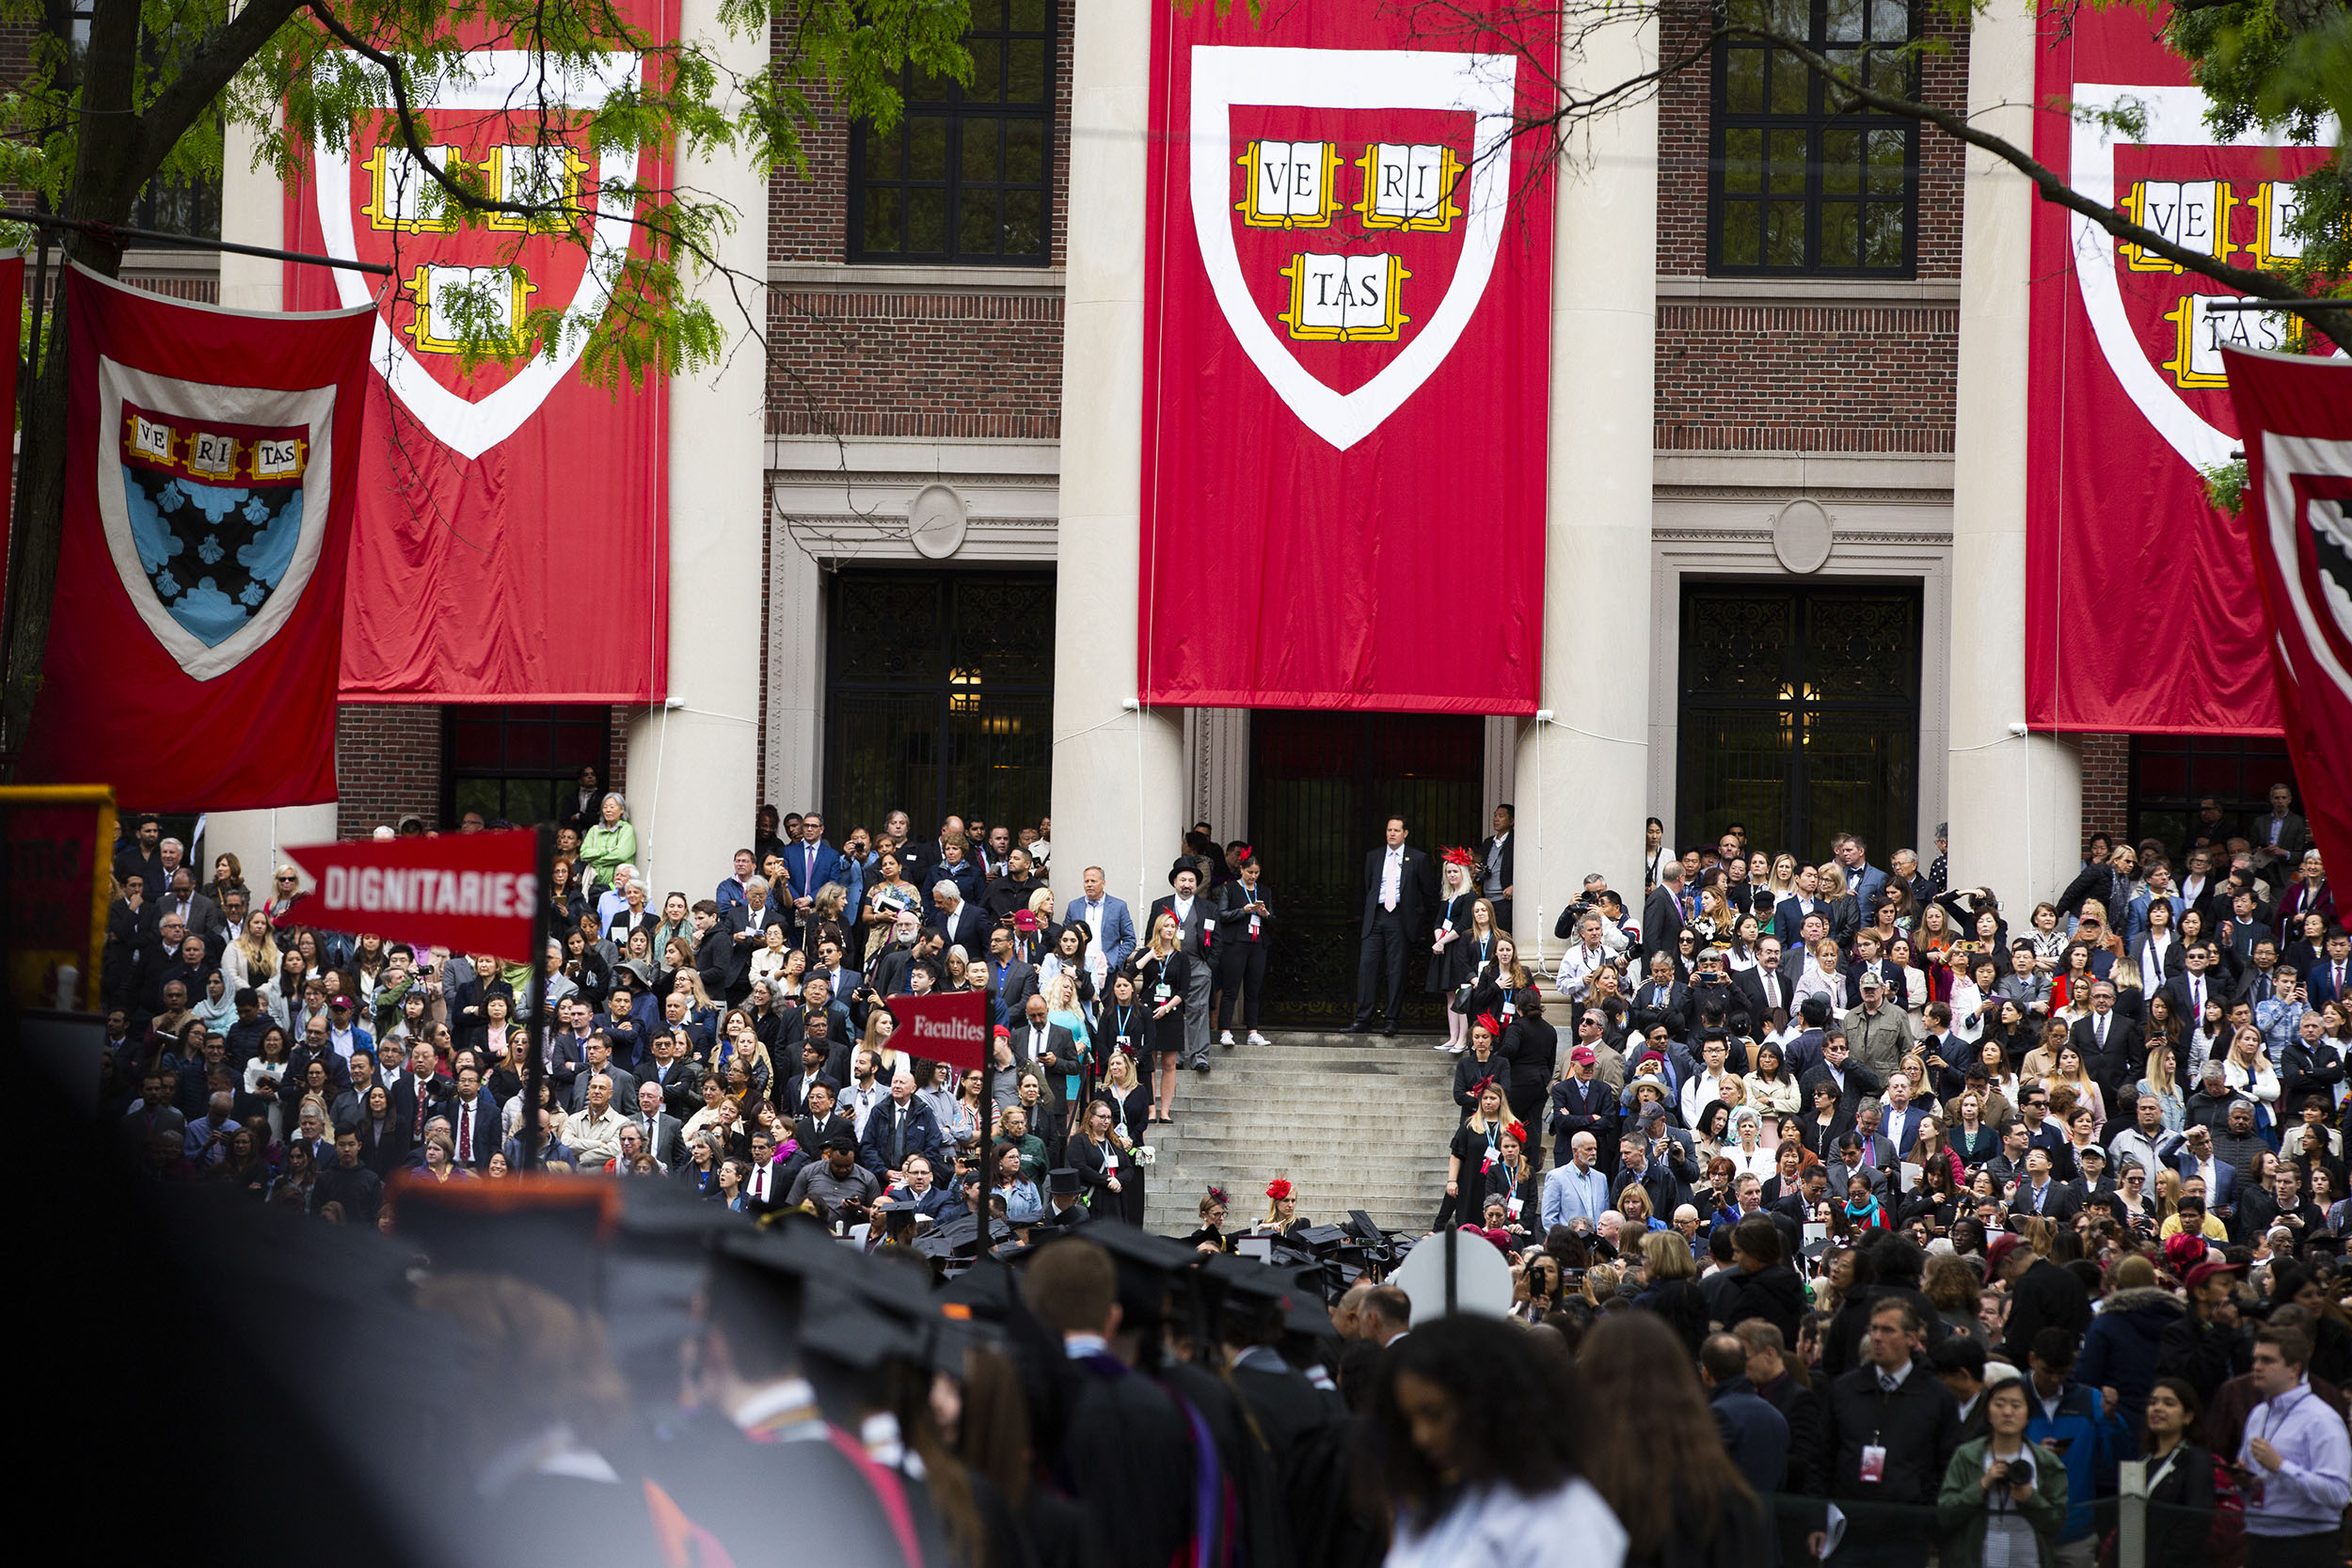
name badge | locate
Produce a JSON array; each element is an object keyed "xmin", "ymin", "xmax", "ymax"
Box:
[{"xmin": 1155, "ymin": 985, "xmax": 1171, "ymax": 1003}]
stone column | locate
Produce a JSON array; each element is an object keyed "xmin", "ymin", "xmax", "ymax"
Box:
[
  {"xmin": 621, "ymin": 0, "xmax": 767, "ymax": 892},
  {"xmin": 205, "ymin": 119, "xmax": 343, "ymax": 872},
  {"xmin": 1947, "ymin": 0, "xmax": 2080, "ymax": 903},
  {"xmin": 1046, "ymin": 0, "xmax": 1187, "ymax": 913},
  {"xmin": 1511, "ymin": 12, "xmax": 1659, "ymax": 965}
]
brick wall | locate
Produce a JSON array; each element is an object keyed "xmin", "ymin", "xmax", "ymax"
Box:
[
  {"xmin": 2080, "ymin": 732, "xmax": 2129, "ymax": 853},
  {"xmin": 768, "ymin": 289, "xmax": 1062, "ymax": 437},
  {"xmin": 1656, "ymin": 301, "xmax": 1958, "ymax": 451},
  {"xmin": 1653, "ymin": 1, "xmax": 1968, "ymax": 452},
  {"xmin": 335, "ymin": 705, "xmax": 443, "ymax": 839}
]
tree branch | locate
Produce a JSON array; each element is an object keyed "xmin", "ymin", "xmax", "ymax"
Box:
[
  {"xmin": 135, "ymin": 0, "xmax": 314, "ymax": 197},
  {"xmin": 1734, "ymin": 22, "xmax": 2349, "ymax": 349}
]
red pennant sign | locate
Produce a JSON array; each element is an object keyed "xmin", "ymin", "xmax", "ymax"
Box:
[
  {"xmin": 280, "ymin": 828, "xmax": 542, "ymax": 961},
  {"xmin": 2221, "ymin": 346, "xmax": 2352, "ymax": 883},
  {"xmin": 887, "ymin": 990, "xmax": 990, "ymax": 1073}
]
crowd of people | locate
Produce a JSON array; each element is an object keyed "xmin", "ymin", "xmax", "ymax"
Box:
[{"xmin": 88, "ymin": 778, "xmax": 2352, "ymax": 1566}]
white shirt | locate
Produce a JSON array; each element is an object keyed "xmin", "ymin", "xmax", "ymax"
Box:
[{"xmin": 1381, "ymin": 847, "xmax": 1404, "ymax": 911}]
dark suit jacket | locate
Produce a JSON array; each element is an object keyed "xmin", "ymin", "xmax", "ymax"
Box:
[
  {"xmin": 696, "ymin": 925, "xmax": 747, "ymax": 1000},
  {"xmin": 1629, "ymin": 977, "xmax": 1692, "ymax": 1039},
  {"xmin": 1358, "ymin": 845, "xmax": 1436, "ymax": 938},
  {"xmin": 930, "ymin": 901, "xmax": 992, "ymax": 958},
  {"xmin": 1773, "ymin": 896, "xmax": 1827, "ymax": 948},
  {"xmin": 1735, "ymin": 965, "xmax": 1798, "ymax": 1029},
  {"xmin": 643, "ymin": 1056, "xmax": 705, "ymax": 1119},
  {"xmin": 434, "ymin": 1092, "xmax": 503, "ymax": 1171},
  {"xmin": 856, "ymin": 1098, "xmax": 947, "ymax": 1178},
  {"xmin": 2069, "ymin": 1012, "xmax": 2144, "ymax": 1099},
  {"xmin": 1148, "ymin": 891, "xmax": 1216, "ymax": 960},
  {"xmin": 1642, "ymin": 885, "xmax": 1686, "ymax": 962}
]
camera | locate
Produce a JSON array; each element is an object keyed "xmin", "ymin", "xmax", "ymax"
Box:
[{"xmin": 2003, "ymin": 1451, "xmax": 2034, "ymax": 1486}]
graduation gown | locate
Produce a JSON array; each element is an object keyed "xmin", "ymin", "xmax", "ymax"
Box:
[{"xmin": 1046, "ymin": 1354, "xmax": 1198, "ymax": 1568}]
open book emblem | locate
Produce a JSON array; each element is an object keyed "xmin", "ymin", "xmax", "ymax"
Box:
[
  {"xmin": 1189, "ymin": 45, "xmax": 1518, "ymax": 451},
  {"xmin": 2068, "ymin": 84, "xmax": 2331, "ymax": 476},
  {"xmin": 313, "ymin": 50, "xmax": 644, "ymax": 461}
]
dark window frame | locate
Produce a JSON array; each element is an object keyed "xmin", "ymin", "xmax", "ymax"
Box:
[
  {"xmin": 2122, "ymin": 734, "xmax": 2300, "ymax": 861},
  {"xmin": 846, "ymin": 0, "xmax": 1056, "ymax": 265},
  {"xmin": 440, "ymin": 705, "xmax": 614, "ymax": 831},
  {"xmin": 1707, "ymin": 0, "xmax": 1922, "ymax": 277},
  {"xmin": 41, "ymin": 0, "xmax": 221, "ymax": 238}
]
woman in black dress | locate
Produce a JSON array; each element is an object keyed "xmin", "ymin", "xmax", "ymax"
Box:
[
  {"xmin": 1483, "ymin": 1120, "xmax": 1542, "ymax": 1236},
  {"xmin": 1135, "ymin": 913, "xmax": 1193, "ymax": 1125},
  {"xmin": 1098, "ymin": 973, "xmax": 1152, "ymax": 1119},
  {"xmin": 1068, "ymin": 1098, "xmax": 1131, "ymax": 1220},
  {"xmin": 1427, "ymin": 849, "xmax": 1478, "ymax": 1052},
  {"xmin": 1496, "ymin": 988, "xmax": 1559, "ymax": 1129},
  {"xmin": 1091, "ymin": 1050, "xmax": 1151, "ymax": 1225},
  {"xmin": 1441, "ymin": 1080, "xmax": 1510, "ymax": 1228},
  {"xmin": 1451, "ymin": 1018, "xmax": 1507, "ymax": 1117}
]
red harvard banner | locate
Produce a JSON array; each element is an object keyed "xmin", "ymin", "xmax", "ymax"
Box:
[
  {"xmin": 2025, "ymin": 6, "xmax": 2329, "ymax": 733},
  {"xmin": 281, "ymin": 827, "xmax": 543, "ymax": 961},
  {"xmin": 284, "ymin": 0, "xmax": 675, "ymax": 702},
  {"xmin": 888, "ymin": 989, "xmax": 989, "ymax": 1072},
  {"xmin": 1139, "ymin": 2, "xmax": 1555, "ymax": 712},
  {"xmin": 17, "ymin": 267, "xmax": 374, "ymax": 808},
  {"xmin": 2222, "ymin": 348, "xmax": 2352, "ymax": 881}
]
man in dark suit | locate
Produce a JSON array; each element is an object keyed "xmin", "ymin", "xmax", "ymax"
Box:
[
  {"xmin": 634, "ymin": 1080, "xmax": 689, "ymax": 1170},
  {"xmin": 1478, "ymin": 803, "xmax": 1516, "ymax": 934},
  {"xmin": 723, "ymin": 879, "xmax": 787, "ymax": 987},
  {"xmin": 1549, "ymin": 1045, "xmax": 1620, "ymax": 1176},
  {"xmin": 1733, "ymin": 935, "xmax": 1796, "ymax": 1031},
  {"xmin": 1642, "ymin": 861, "xmax": 1688, "ymax": 964},
  {"xmin": 790, "ymin": 1081, "xmax": 856, "ymax": 1162},
  {"xmin": 1148, "ymin": 860, "xmax": 1217, "ymax": 1069},
  {"xmin": 2307, "ymin": 928, "xmax": 2352, "ymax": 1007},
  {"xmin": 436, "ymin": 1063, "xmax": 503, "ymax": 1171},
  {"xmin": 778, "ymin": 1037, "xmax": 839, "ymax": 1119},
  {"xmin": 856, "ymin": 1068, "xmax": 949, "ymax": 1185},
  {"xmin": 2251, "ymin": 782, "xmax": 2309, "ymax": 871},
  {"xmin": 782, "ymin": 812, "xmax": 848, "ymax": 943},
  {"xmin": 1009, "ymin": 992, "xmax": 1080, "ymax": 1077},
  {"xmin": 930, "ymin": 880, "xmax": 991, "ymax": 958},
  {"xmin": 1629, "ymin": 951, "xmax": 1692, "ymax": 1041},
  {"xmin": 642, "ymin": 1029, "xmax": 705, "ymax": 1118},
  {"xmin": 1797, "ymin": 1033, "xmax": 1881, "ymax": 1121},
  {"xmin": 1348, "ymin": 816, "xmax": 1435, "ymax": 1036},
  {"xmin": 1772, "ymin": 863, "xmax": 1828, "ymax": 948},
  {"xmin": 2067, "ymin": 979, "xmax": 2141, "ymax": 1104},
  {"xmin": 2160, "ymin": 941, "xmax": 2227, "ymax": 1030}
]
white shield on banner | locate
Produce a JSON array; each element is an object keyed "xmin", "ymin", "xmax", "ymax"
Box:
[
  {"xmin": 2260, "ymin": 431, "xmax": 2352, "ymax": 687},
  {"xmin": 2069, "ymin": 85, "xmax": 2335, "ymax": 472},
  {"xmin": 1189, "ymin": 45, "xmax": 1517, "ymax": 452},
  {"xmin": 314, "ymin": 51, "xmax": 642, "ymax": 461},
  {"xmin": 95, "ymin": 358, "xmax": 341, "ymax": 683}
]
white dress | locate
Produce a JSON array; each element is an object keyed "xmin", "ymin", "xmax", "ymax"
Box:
[{"xmin": 1385, "ymin": 1477, "xmax": 1628, "ymax": 1568}]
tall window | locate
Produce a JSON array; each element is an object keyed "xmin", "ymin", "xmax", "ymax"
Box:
[
  {"xmin": 442, "ymin": 705, "xmax": 612, "ymax": 829},
  {"xmin": 2125, "ymin": 735, "xmax": 2300, "ymax": 859},
  {"xmin": 849, "ymin": 0, "xmax": 1054, "ymax": 264},
  {"xmin": 1709, "ymin": 0, "xmax": 1919, "ymax": 276},
  {"xmin": 43, "ymin": 0, "xmax": 221, "ymax": 238}
]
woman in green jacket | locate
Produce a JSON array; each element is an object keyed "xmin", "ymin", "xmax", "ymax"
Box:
[
  {"xmin": 579, "ymin": 792, "xmax": 638, "ymax": 886},
  {"xmin": 1937, "ymin": 1375, "xmax": 2070, "ymax": 1568}
]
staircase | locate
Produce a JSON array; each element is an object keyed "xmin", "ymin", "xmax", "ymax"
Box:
[{"xmin": 1138, "ymin": 1030, "xmax": 1464, "ymax": 1236}]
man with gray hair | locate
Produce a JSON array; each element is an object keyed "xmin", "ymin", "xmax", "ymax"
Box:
[{"xmin": 567, "ymin": 1071, "xmax": 627, "ymax": 1166}]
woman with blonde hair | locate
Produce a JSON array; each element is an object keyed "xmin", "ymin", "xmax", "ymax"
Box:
[
  {"xmin": 1443, "ymin": 1079, "xmax": 1509, "ymax": 1227},
  {"xmin": 1616, "ymin": 1181, "xmax": 1666, "ymax": 1233},
  {"xmin": 223, "ymin": 910, "xmax": 281, "ymax": 997},
  {"xmin": 2222, "ymin": 1023, "xmax": 2281, "ymax": 1111},
  {"xmin": 1765, "ymin": 853, "xmax": 1801, "ymax": 907},
  {"xmin": 1428, "ymin": 848, "xmax": 1478, "ymax": 1053},
  {"xmin": 1136, "ymin": 910, "xmax": 1194, "ymax": 1125},
  {"xmin": 1041, "ymin": 969, "xmax": 1093, "ymax": 1115},
  {"xmin": 1258, "ymin": 1177, "xmax": 1304, "ymax": 1235}
]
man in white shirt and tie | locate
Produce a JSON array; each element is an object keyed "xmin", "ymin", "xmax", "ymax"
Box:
[
  {"xmin": 1349, "ymin": 818, "xmax": 1432, "ymax": 1037},
  {"xmin": 1734, "ymin": 935, "xmax": 1792, "ymax": 1029}
]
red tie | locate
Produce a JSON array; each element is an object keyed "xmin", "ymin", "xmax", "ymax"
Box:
[{"xmin": 459, "ymin": 1104, "xmax": 472, "ymax": 1164}]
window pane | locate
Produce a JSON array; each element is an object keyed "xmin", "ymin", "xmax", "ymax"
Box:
[
  {"xmin": 1821, "ymin": 201, "xmax": 1859, "ymax": 268},
  {"xmin": 968, "ymin": 38, "xmax": 1002, "ymax": 101},
  {"xmin": 1009, "ymin": 0, "xmax": 1047, "ymax": 29},
  {"xmin": 1005, "ymin": 118, "xmax": 1044, "ymax": 182},
  {"xmin": 1871, "ymin": 0, "xmax": 1908, "ymax": 39},
  {"xmin": 961, "ymin": 117, "xmax": 1000, "ymax": 182},
  {"xmin": 1828, "ymin": 0, "xmax": 1864, "ymax": 41},
  {"xmin": 1008, "ymin": 40, "xmax": 1048, "ymax": 103},
  {"xmin": 868, "ymin": 120, "xmax": 904, "ymax": 176},
  {"xmin": 452, "ymin": 721, "xmax": 501, "ymax": 768},
  {"xmin": 1724, "ymin": 127, "xmax": 1763, "ymax": 192},
  {"xmin": 909, "ymin": 118, "xmax": 948, "ymax": 179},
  {"xmin": 1866, "ymin": 128, "xmax": 1907, "ymax": 193},
  {"xmin": 1768, "ymin": 129, "xmax": 1808, "ymax": 193},
  {"xmin": 1822, "ymin": 128, "xmax": 1861, "ymax": 194},
  {"xmin": 909, "ymin": 188, "xmax": 947, "ymax": 252},
  {"xmin": 1769, "ymin": 0, "xmax": 1805, "ymax": 31},
  {"xmin": 1720, "ymin": 202, "xmax": 1760, "ymax": 264},
  {"xmin": 959, "ymin": 187, "xmax": 1001, "ymax": 254},
  {"xmin": 863, "ymin": 185, "xmax": 902, "ymax": 252},
  {"xmin": 1004, "ymin": 187, "xmax": 1043, "ymax": 256},
  {"xmin": 910, "ymin": 67, "xmax": 951, "ymax": 103},
  {"xmin": 968, "ymin": 0, "xmax": 1005, "ymax": 27},
  {"xmin": 1765, "ymin": 201, "xmax": 1805, "ymax": 266},
  {"xmin": 1866, "ymin": 51, "xmax": 1909, "ymax": 103},
  {"xmin": 1863, "ymin": 201, "xmax": 1905, "ymax": 266},
  {"xmin": 1728, "ymin": 0, "xmax": 1768, "ymax": 25},
  {"xmin": 1726, "ymin": 47, "xmax": 1765, "ymax": 113},
  {"xmin": 1770, "ymin": 50, "xmax": 1807, "ymax": 113}
]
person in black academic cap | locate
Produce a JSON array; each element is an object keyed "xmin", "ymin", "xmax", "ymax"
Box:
[{"xmin": 1021, "ymin": 1233, "xmax": 1200, "ymax": 1568}]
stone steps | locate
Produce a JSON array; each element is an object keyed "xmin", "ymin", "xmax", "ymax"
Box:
[{"xmin": 1136, "ymin": 1030, "xmax": 1464, "ymax": 1235}]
